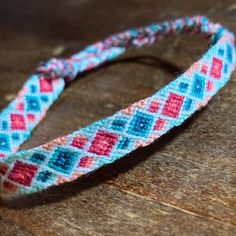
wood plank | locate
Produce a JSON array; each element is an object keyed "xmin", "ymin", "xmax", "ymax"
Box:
[{"xmin": 0, "ymin": 0, "xmax": 236, "ymax": 235}]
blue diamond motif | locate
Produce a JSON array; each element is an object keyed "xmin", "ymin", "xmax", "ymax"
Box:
[
  {"xmin": 191, "ymin": 74, "xmax": 205, "ymax": 99},
  {"xmin": 118, "ymin": 137, "xmax": 131, "ymax": 150},
  {"xmin": 178, "ymin": 82, "xmax": 188, "ymax": 93},
  {"xmin": 218, "ymin": 48, "xmax": 224, "ymax": 56},
  {"xmin": 111, "ymin": 119, "xmax": 127, "ymax": 131},
  {"xmin": 48, "ymin": 147, "xmax": 79, "ymax": 175},
  {"xmin": 12, "ymin": 133, "xmax": 20, "ymax": 140},
  {"xmin": 37, "ymin": 170, "xmax": 55, "ymax": 183},
  {"xmin": 41, "ymin": 95, "xmax": 49, "ymax": 103},
  {"xmin": 30, "ymin": 153, "xmax": 46, "ymax": 164},
  {"xmin": 224, "ymin": 64, "xmax": 228, "ymax": 74},
  {"xmin": 26, "ymin": 96, "xmax": 41, "ymax": 112},
  {"xmin": 184, "ymin": 98, "xmax": 193, "ymax": 111},
  {"xmin": 227, "ymin": 44, "xmax": 232, "ymax": 64},
  {"xmin": 0, "ymin": 134, "xmax": 10, "ymax": 151},
  {"xmin": 30, "ymin": 85, "xmax": 37, "ymax": 93},
  {"xmin": 128, "ymin": 111, "xmax": 154, "ymax": 138},
  {"xmin": 2, "ymin": 121, "xmax": 8, "ymax": 130}
]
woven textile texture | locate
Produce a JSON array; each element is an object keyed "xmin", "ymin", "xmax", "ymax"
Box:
[{"xmin": 0, "ymin": 16, "xmax": 235, "ymax": 196}]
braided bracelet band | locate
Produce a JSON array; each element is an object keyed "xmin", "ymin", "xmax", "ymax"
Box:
[{"xmin": 0, "ymin": 16, "xmax": 235, "ymax": 196}]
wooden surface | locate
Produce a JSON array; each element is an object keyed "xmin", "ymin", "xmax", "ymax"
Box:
[{"xmin": 0, "ymin": 0, "xmax": 236, "ymax": 235}]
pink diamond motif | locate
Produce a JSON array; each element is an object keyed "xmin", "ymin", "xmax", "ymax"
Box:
[
  {"xmin": 78, "ymin": 156, "xmax": 95, "ymax": 168},
  {"xmin": 71, "ymin": 136, "xmax": 88, "ymax": 149},
  {"xmin": 8, "ymin": 161, "xmax": 38, "ymax": 186},
  {"xmin": 10, "ymin": 114, "xmax": 26, "ymax": 130},
  {"xmin": 207, "ymin": 80, "xmax": 213, "ymax": 92},
  {"xmin": 210, "ymin": 57, "xmax": 223, "ymax": 79},
  {"xmin": 162, "ymin": 93, "xmax": 184, "ymax": 118},
  {"xmin": 154, "ymin": 119, "xmax": 166, "ymax": 131},
  {"xmin": 201, "ymin": 64, "xmax": 208, "ymax": 75},
  {"xmin": 39, "ymin": 78, "xmax": 53, "ymax": 92},
  {"xmin": 148, "ymin": 101, "xmax": 160, "ymax": 113},
  {"xmin": 0, "ymin": 163, "xmax": 8, "ymax": 175},
  {"xmin": 88, "ymin": 130, "xmax": 118, "ymax": 156},
  {"xmin": 16, "ymin": 103, "xmax": 24, "ymax": 111}
]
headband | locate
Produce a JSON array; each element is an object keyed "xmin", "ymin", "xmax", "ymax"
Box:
[{"xmin": 0, "ymin": 16, "xmax": 235, "ymax": 197}]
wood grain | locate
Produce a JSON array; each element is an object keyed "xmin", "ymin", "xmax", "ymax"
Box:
[{"xmin": 0, "ymin": 0, "xmax": 235, "ymax": 235}]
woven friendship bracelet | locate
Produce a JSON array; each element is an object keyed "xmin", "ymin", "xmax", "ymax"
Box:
[{"xmin": 0, "ymin": 16, "xmax": 235, "ymax": 196}]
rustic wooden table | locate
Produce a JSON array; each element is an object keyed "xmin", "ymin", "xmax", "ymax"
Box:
[{"xmin": 0, "ymin": 0, "xmax": 235, "ymax": 235}]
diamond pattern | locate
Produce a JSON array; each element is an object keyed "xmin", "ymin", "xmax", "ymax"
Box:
[
  {"xmin": 8, "ymin": 161, "xmax": 38, "ymax": 186},
  {"xmin": 210, "ymin": 57, "xmax": 223, "ymax": 79},
  {"xmin": 30, "ymin": 153, "xmax": 47, "ymax": 164},
  {"xmin": 10, "ymin": 114, "xmax": 26, "ymax": 130},
  {"xmin": 218, "ymin": 48, "xmax": 224, "ymax": 56},
  {"xmin": 148, "ymin": 101, "xmax": 160, "ymax": 113},
  {"xmin": 207, "ymin": 80, "xmax": 213, "ymax": 92},
  {"xmin": 162, "ymin": 93, "xmax": 184, "ymax": 118},
  {"xmin": 117, "ymin": 137, "xmax": 131, "ymax": 150},
  {"xmin": 78, "ymin": 156, "xmax": 94, "ymax": 168},
  {"xmin": 2, "ymin": 121, "xmax": 8, "ymax": 130},
  {"xmin": 71, "ymin": 136, "xmax": 88, "ymax": 149},
  {"xmin": 3, "ymin": 180, "xmax": 17, "ymax": 192},
  {"xmin": 201, "ymin": 64, "xmax": 208, "ymax": 75},
  {"xmin": 191, "ymin": 74, "xmax": 206, "ymax": 99},
  {"xmin": 154, "ymin": 119, "xmax": 166, "ymax": 131},
  {"xmin": 27, "ymin": 114, "xmax": 36, "ymax": 122},
  {"xmin": 39, "ymin": 78, "xmax": 53, "ymax": 92},
  {"xmin": 0, "ymin": 163, "xmax": 8, "ymax": 175},
  {"xmin": 37, "ymin": 170, "xmax": 55, "ymax": 183},
  {"xmin": 88, "ymin": 130, "xmax": 118, "ymax": 156},
  {"xmin": 26, "ymin": 96, "xmax": 41, "ymax": 112},
  {"xmin": 128, "ymin": 111, "xmax": 154, "ymax": 138},
  {"xmin": 16, "ymin": 102, "xmax": 24, "ymax": 111},
  {"xmin": 48, "ymin": 147, "xmax": 79, "ymax": 175},
  {"xmin": 111, "ymin": 119, "xmax": 127, "ymax": 131},
  {"xmin": 184, "ymin": 98, "xmax": 193, "ymax": 111},
  {"xmin": 0, "ymin": 134, "xmax": 10, "ymax": 152},
  {"xmin": 227, "ymin": 44, "xmax": 232, "ymax": 63},
  {"xmin": 178, "ymin": 82, "xmax": 188, "ymax": 93}
]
